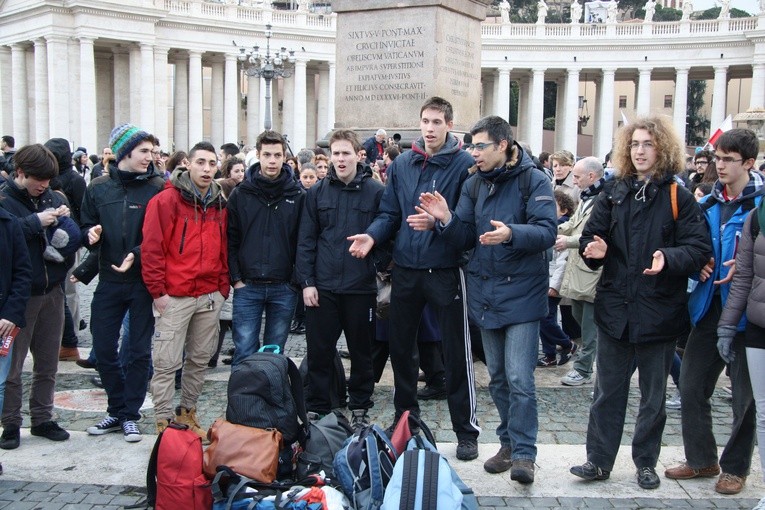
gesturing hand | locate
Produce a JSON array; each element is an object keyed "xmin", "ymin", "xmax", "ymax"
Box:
[
  {"xmin": 583, "ymin": 235, "xmax": 607, "ymax": 259},
  {"xmin": 347, "ymin": 234, "xmax": 374, "ymax": 259},
  {"xmin": 406, "ymin": 208, "xmax": 435, "ymax": 231},
  {"xmin": 713, "ymin": 259, "xmax": 736, "ymax": 285},
  {"xmin": 699, "ymin": 257, "xmax": 715, "ymax": 282},
  {"xmin": 643, "ymin": 250, "xmax": 665, "ymax": 275},
  {"xmin": 111, "ymin": 252, "xmax": 135, "ymax": 273},
  {"xmin": 479, "ymin": 220, "xmax": 511, "ymax": 245},
  {"xmin": 418, "ymin": 192, "xmax": 451, "ymax": 224},
  {"xmin": 88, "ymin": 225, "xmax": 103, "ymax": 245}
]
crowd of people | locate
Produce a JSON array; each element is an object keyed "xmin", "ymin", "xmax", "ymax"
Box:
[{"xmin": 0, "ymin": 97, "xmax": 764, "ymax": 507}]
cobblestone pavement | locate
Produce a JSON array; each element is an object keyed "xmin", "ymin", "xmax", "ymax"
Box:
[{"xmin": 0, "ymin": 277, "xmax": 760, "ymax": 509}]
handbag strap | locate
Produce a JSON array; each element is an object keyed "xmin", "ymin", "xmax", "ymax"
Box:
[{"xmin": 287, "ymin": 356, "xmax": 310, "ymax": 444}]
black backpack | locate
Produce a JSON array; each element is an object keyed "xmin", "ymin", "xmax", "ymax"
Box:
[{"xmin": 299, "ymin": 351, "xmax": 347, "ymax": 410}]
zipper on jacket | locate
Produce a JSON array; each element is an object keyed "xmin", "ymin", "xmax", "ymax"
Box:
[{"xmin": 179, "ymin": 217, "xmax": 188, "ymax": 254}]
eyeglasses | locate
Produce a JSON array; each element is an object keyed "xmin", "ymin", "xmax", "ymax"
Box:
[
  {"xmin": 471, "ymin": 142, "xmax": 498, "ymax": 152},
  {"xmin": 714, "ymin": 155, "xmax": 744, "ymax": 164},
  {"xmin": 629, "ymin": 141, "xmax": 655, "ymax": 150},
  {"xmin": 694, "ymin": 160, "xmax": 709, "ymax": 166}
]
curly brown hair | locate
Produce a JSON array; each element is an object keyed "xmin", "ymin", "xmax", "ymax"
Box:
[{"xmin": 612, "ymin": 116, "xmax": 685, "ymax": 181}]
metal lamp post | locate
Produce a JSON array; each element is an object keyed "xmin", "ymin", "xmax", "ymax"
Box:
[{"xmin": 237, "ymin": 24, "xmax": 295, "ymax": 131}]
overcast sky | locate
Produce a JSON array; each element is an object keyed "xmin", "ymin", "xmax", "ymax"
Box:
[{"xmin": 691, "ymin": 0, "xmax": 758, "ymax": 13}]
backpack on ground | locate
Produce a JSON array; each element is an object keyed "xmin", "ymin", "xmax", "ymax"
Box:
[
  {"xmin": 298, "ymin": 410, "xmax": 354, "ymax": 480},
  {"xmin": 299, "ymin": 352, "xmax": 348, "ymax": 410},
  {"xmin": 333, "ymin": 424, "xmax": 398, "ymax": 510},
  {"xmin": 146, "ymin": 422, "xmax": 212, "ymax": 510},
  {"xmin": 381, "ymin": 434, "xmax": 478, "ymax": 510}
]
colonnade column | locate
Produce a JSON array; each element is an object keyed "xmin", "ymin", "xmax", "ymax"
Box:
[
  {"xmin": 636, "ymin": 67, "xmax": 652, "ymax": 116},
  {"xmin": 484, "ymin": 72, "xmax": 495, "ymax": 118},
  {"xmin": 129, "ymin": 46, "xmax": 141, "ymax": 122},
  {"xmin": 46, "ymin": 35, "xmax": 70, "ymax": 137},
  {"xmin": 292, "ymin": 58, "xmax": 307, "ymax": 150},
  {"xmin": 173, "ymin": 55, "xmax": 189, "ymax": 151},
  {"xmin": 210, "ymin": 58, "xmax": 224, "ymax": 148},
  {"xmin": 596, "ymin": 68, "xmax": 616, "ymax": 160},
  {"xmin": 154, "ymin": 46, "xmax": 170, "ymax": 151},
  {"xmin": 554, "ymin": 77, "xmax": 565, "ymax": 150},
  {"xmin": 496, "ymin": 66, "xmax": 511, "ymax": 121},
  {"xmin": 188, "ymin": 50, "xmax": 203, "ymax": 145},
  {"xmin": 282, "ymin": 76, "xmax": 294, "ymax": 139},
  {"xmin": 113, "ymin": 48, "xmax": 130, "ymax": 124},
  {"xmin": 140, "ymin": 43, "xmax": 155, "ymax": 131},
  {"xmin": 224, "ymin": 53, "xmax": 239, "ymax": 144},
  {"xmin": 327, "ymin": 62, "xmax": 336, "ymax": 131},
  {"xmin": 317, "ymin": 64, "xmax": 330, "ymax": 139},
  {"xmin": 79, "ymin": 36, "xmax": 98, "ymax": 155},
  {"xmin": 528, "ymin": 68, "xmax": 545, "ymax": 155},
  {"xmin": 710, "ymin": 65, "xmax": 728, "ymax": 130},
  {"xmin": 563, "ymin": 69, "xmax": 580, "ymax": 153},
  {"xmin": 750, "ymin": 63, "xmax": 765, "ymax": 108},
  {"xmin": 34, "ymin": 39, "xmax": 49, "ymax": 143},
  {"xmin": 246, "ymin": 73, "xmax": 260, "ymax": 146},
  {"xmin": 10, "ymin": 44, "xmax": 28, "ymax": 145},
  {"xmin": 0, "ymin": 47, "xmax": 11, "ymax": 134},
  {"xmin": 673, "ymin": 67, "xmax": 689, "ymax": 145},
  {"xmin": 517, "ymin": 76, "xmax": 529, "ymax": 142}
]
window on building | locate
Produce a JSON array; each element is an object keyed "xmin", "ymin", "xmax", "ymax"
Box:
[
  {"xmin": 664, "ymin": 95, "xmax": 673, "ymax": 108},
  {"xmin": 619, "ymin": 95, "xmax": 627, "ymax": 108}
]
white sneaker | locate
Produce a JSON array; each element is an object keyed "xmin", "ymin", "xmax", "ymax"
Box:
[
  {"xmin": 561, "ymin": 370, "xmax": 592, "ymax": 386},
  {"xmin": 666, "ymin": 389, "xmax": 682, "ymax": 410},
  {"xmin": 86, "ymin": 416, "xmax": 121, "ymax": 435},
  {"xmin": 122, "ymin": 420, "xmax": 142, "ymax": 443}
]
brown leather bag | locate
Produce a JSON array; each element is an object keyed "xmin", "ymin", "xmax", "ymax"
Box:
[{"xmin": 203, "ymin": 418, "xmax": 282, "ymax": 482}]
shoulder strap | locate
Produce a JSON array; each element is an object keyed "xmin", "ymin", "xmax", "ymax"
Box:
[
  {"xmin": 670, "ymin": 182, "xmax": 678, "ymax": 221},
  {"xmin": 421, "ymin": 451, "xmax": 439, "ymax": 510},
  {"xmin": 145, "ymin": 429, "xmax": 164, "ymax": 507},
  {"xmin": 286, "ymin": 357, "xmax": 309, "ymax": 444},
  {"xmin": 467, "ymin": 175, "xmax": 481, "ymax": 201},
  {"xmin": 520, "ymin": 168, "xmax": 533, "ymax": 206}
]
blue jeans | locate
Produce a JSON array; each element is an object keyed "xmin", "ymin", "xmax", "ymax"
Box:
[
  {"xmin": 539, "ymin": 296, "xmax": 573, "ymax": 357},
  {"xmin": 231, "ymin": 282, "xmax": 297, "ymax": 365},
  {"xmin": 481, "ymin": 321, "xmax": 539, "ymax": 461},
  {"xmin": 0, "ymin": 347, "xmax": 13, "ymax": 416}
]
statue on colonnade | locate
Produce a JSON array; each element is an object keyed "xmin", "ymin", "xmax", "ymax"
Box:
[
  {"xmin": 537, "ymin": 0, "xmax": 548, "ymax": 23},
  {"xmin": 571, "ymin": 0, "xmax": 582, "ymax": 23},
  {"xmin": 643, "ymin": 0, "xmax": 656, "ymax": 21}
]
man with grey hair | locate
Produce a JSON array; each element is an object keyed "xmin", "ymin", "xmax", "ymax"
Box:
[
  {"xmin": 296, "ymin": 149, "xmax": 315, "ymax": 172},
  {"xmin": 363, "ymin": 129, "xmax": 387, "ymax": 164},
  {"xmin": 555, "ymin": 156, "xmax": 605, "ymax": 386}
]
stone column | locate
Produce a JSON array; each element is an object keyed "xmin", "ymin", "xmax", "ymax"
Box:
[
  {"xmin": 306, "ymin": 70, "xmax": 318, "ymax": 148},
  {"xmin": 485, "ymin": 72, "xmax": 496, "ymax": 118},
  {"xmin": 259, "ymin": 76, "xmax": 267, "ymax": 133},
  {"xmin": 292, "ymin": 59, "xmax": 307, "ymax": 151},
  {"xmin": 591, "ymin": 75, "xmax": 602, "ymax": 158},
  {"xmin": 554, "ymin": 77, "xmax": 566, "ymax": 151},
  {"xmin": 327, "ymin": 62, "xmax": 336, "ymax": 130},
  {"xmin": 711, "ymin": 65, "xmax": 728, "ymax": 131},
  {"xmin": 282, "ymin": 76, "xmax": 294, "ymax": 141},
  {"xmin": 673, "ymin": 67, "xmax": 689, "ymax": 145},
  {"xmin": 246, "ymin": 73, "xmax": 260, "ymax": 146},
  {"xmin": 636, "ymin": 67, "xmax": 652, "ymax": 116},
  {"xmin": 34, "ymin": 39, "xmax": 49, "ymax": 143},
  {"xmin": 46, "ymin": 36, "xmax": 70, "ymax": 137},
  {"xmin": 210, "ymin": 57, "xmax": 224, "ymax": 148},
  {"xmin": 563, "ymin": 68, "xmax": 580, "ymax": 154},
  {"xmin": 173, "ymin": 55, "xmax": 189, "ymax": 151},
  {"xmin": 224, "ymin": 53, "xmax": 239, "ymax": 144},
  {"xmin": 517, "ymin": 76, "xmax": 530, "ymax": 142},
  {"xmin": 0, "ymin": 47, "xmax": 11, "ymax": 134},
  {"xmin": 80, "ymin": 37, "xmax": 98, "ymax": 155},
  {"xmin": 188, "ymin": 50, "xmax": 204, "ymax": 145},
  {"xmin": 113, "ymin": 48, "xmax": 131, "ymax": 124},
  {"xmin": 140, "ymin": 43, "xmax": 155, "ymax": 132},
  {"xmin": 750, "ymin": 62, "xmax": 765, "ymax": 109},
  {"xmin": 496, "ymin": 66, "xmax": 511, "ymax": 122},
  {"xmin": 596, "ymin": 68, "xmax": 616, "ymax": 161},
  {"xmin": 154, "ymin": 46, "xmax": 170, "ymax": 151},
  {"xmin": 129, "ymin": 45, "xmax": 141, "ymax": 122},
  {"xmin": 529, "ymin": 68, "xmax": 545, "ymax": 155},
  {"xmin": 10, "ymin": 44, "xmax": 29, "ymax": 145},
  {"xmin": 317, "ymin": 64, "xmax": 330, "ymax": 138}
]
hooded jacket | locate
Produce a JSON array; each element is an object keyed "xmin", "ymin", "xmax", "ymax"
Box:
[
  {"xmin": 79, "ymin": 162, "xmax": 165, "ymax": 283},
  {"xmin": 579, "ymin": 174, "xmax": 711, "ymax": 343},
  {"xmin": 46, "ymin": 138, "xmax": 86, "ymax": 225},
  {"xmin": 366, "ymin": 132, "xmax": 473, "ymax": 270},
  {"xmin": 297, "ymin": 163, "xmax": 385, "ymax": 294},
  {"xmin": 688, "ymin": 173, "xmax": 764, "ymax": 330},
  {"xmin": 439, "ymin": 144, "xmax": 557, "ymax": 329},
  {"xmin": 141, "ymin": 168, "xmax": 229, "ymax": 300},
  {"xmin": 0, "ymin": 206, "xmax": 32, "ymax": 328},
  {"xmin": 227, "ymin": 162, "xmax": 304, "ymax": 284}
]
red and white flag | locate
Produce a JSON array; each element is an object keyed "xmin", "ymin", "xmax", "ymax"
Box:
[{"xmin": 708, "ymin": 114, "xmax": 733, "ymax": 147}]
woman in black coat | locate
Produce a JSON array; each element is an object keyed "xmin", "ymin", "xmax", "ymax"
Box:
[{"xmin": 569, "ymin": 116, "xmax": 711, "ymax": 490}]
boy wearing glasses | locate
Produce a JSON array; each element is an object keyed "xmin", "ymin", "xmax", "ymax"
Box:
[{"xmin": 665, "ymin": 128, "xmax": 764, "ymax": 495}]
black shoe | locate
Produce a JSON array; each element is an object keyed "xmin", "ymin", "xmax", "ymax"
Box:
[
  {"xmin": 225, "ymin": 347, "xmax": 235, "ymax": 356},
  {"xmin": 417, "ymin": 385, "xmax": 447, "ymax": 400},
  {"xmin": 207, "ymin": 359, "xmax": 218, "ymax": 368},
  {"xmin": 536, "ymin": 355, "xmax": 557, "ymax": 368},
  {"xmin": 90, "ymin": 375, "xmax": 104, "ymax": 388},
  {"xmin": 76, "ymin": 359, "xmax": 97, "ymax": 369},
  {"xmin": 558, "ymin": 343, "xmax": 578, "ymax": 366},
  {"xmin": 570, "ymin": 461, "xmax": 610, "ymax": 481},
  {"xmin": 289, "ymin": 321, "xmax": 306, "ymax": 334},
  {"xmin": 0, "ymin": 425, "xmax": 20, "ymax": 450},
  {"xmin": 484, "ymin": 445, "xmax": 512, "ymax": 474},
  {"xmin": 30, "ymin": 421, "xmax": 70, "ymax": 442},
  {"xmin": 417, "ymin": 371, "xmax": 426, "ymax": 382},
  {"xmin": 350, "ymin": 409, "xmax": 370, "ymax": 431},
  {"xmin": 79, "ymin": 319, "xmax": 88, "ymax": 331},
  {"xmin": 637, "ymin": 466, "xmax": 660, "ymax": 489},
  {"xmin": 510, "ymin": 459, "xmax": 535, "ymax": 484},
  {"xmin": 456, "ymin": 438, "xmax": 478, "ymax": 461},
  {"xmin": 222, "ymin": 357, "xmax": 233, "ymax": 366}
]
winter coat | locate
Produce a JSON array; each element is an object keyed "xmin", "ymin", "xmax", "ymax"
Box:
[
  {"xmin": 226, "ymin": 163, "xmax": 304, "ymax": 285},
  {"xmin": 0, "ymin": 207, "xmax": 32, "ymax": 328},
  {"xmin": 362, "ymin": 136, "xmax": 385, "ymax": 164},
  {"xmin": 439, "ymin": 144, "xmax": 557, "ymax": 329},
  {"xmin": 549, "ymin": 215, "xmax": 570, "ymax": 292},
  {"xmin": 688, "ymin": 175, "xmax": 763, "ymax": 331},
  {"xmin": 141, "ymin": 169, "xmax": 229, "ymax": 300},
  {"xmin": 555, "ymin": 171, "xmax": 580, "ymax": 206},
  {"xmin": 79, "ymin": 162, "xmax": 165, "ymax": 283},
  {"xmin": 297, "ymin": 163, "xmax": 385, "ymax": 294},
  {"xmin": 366, "ymin": 133, "xmax": 473, "ymax": 270},
  {"xmin": 559, "ymin": 194, "xmax": 602, "ymax": 302},
  {"xmin": 579, "ymin": 175, "xmax": 711, "ymax": 343},
  {"xmin": 46, "ymin": 138, "xmax": 86, "ymax": 225}
]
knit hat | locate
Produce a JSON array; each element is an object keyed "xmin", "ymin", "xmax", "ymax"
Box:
[
  {"xmin": 72, "ymin": 150, "xmax": 85, "ymax": 163},
  {"xmin": 109, "ymin": 123, "xmax": 152, "ymax": 163}
]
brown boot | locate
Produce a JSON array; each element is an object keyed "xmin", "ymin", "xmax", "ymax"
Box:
[
  {"xmin": 156, "ymin": 418, "xmax": 170, "ymax": 435},
  {"xmin": 174, "ymin": 406, "xmax": 209, "ymax": 444},
  {"xmin": 715, "ymin": 473, "xmax": 746, "ymax": 494},
  {"xmin": 665, "ymin": 462, "xmax": 720, "ymax": 480},
  {"xmin": 59, "ymin": 347, "xmax": 81, "ymax": 361}
]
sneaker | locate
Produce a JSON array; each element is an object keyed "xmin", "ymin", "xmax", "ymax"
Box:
[
  {"xmin": 536, "ymin": 355, "xmax": 557, "ymax": 368},
  {"xmin": 417, "ymin": 384, "xmax": 447, "ymax": 400},
  {"xmin": 289, "ymin": 321, "xmax": 306, "ymax": 334},
  {"xmin": 122, "ymin": 420, "xmax": 142, "ymax": 442},
  {"xmin": 79, "ymin": 319, "xmax": 88, "ymax": 331},
  {"xmin": 665, "ymin": 462, "xmax": 720, "ymax": 479},
  {"xmin": 665, "ymin": 389, "xmax": 682, "ymax": 410},
  {"xmin": 456, "ymin": 439, "xmax": 478, "ymax": 461},
  {"xmin": 715, "ymin": 472, "xmax": 746, "ymax": 494},
  {"xmin": 350, "ymin": 409, "xmax": 370, "ymax": 431},
  {"xmin": 561, "ymin": 370, "xmax": 592, "ymax": 386},
  {"xmin": 558, "ymin": 343, "xmax": 578, "ymax": 366},
  {"xmin": 637, "ymin": 466, "xmax": 660, "ymax": 489},
  {"xmin": 570, "ymin": 461, "xmax": 610, "ymax": 481},
  {"xmin": 0, "ymin": 425, "xmax": 20, "ymax": 450},
  {"xmin": 90, "ymin": 376, "xmax": 104, "ymax": 388},
  {"xmin": 484, "ymin": 445, "xmax": 512, "ymax": 474},
  {"xmin": 511, "ymin": 459, "xmax": 535, "ymax": 484},
  {"xmin": 30, "ymin": 421, "xmax": 70, "ymax": 442},
  {"xmin": 86, "ymin": 416, "xmax": 121, "ymax": 435}
]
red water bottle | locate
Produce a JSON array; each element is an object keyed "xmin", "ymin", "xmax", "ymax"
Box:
[{"xmin": 0, "ymin": 326, "xmax": 20, "ymax": 357}]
